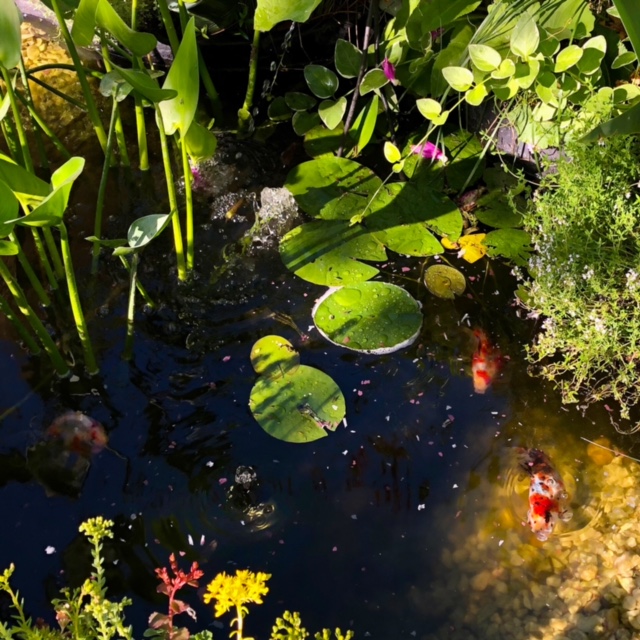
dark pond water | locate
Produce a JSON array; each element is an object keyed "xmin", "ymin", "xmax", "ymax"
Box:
[{"xmin": 0, "ymin": 140, "xmax": 634, "ymax": 640}]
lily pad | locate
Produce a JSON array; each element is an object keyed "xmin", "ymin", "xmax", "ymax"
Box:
[
  {"xmin": 483, "ymin": 228, "xmax": 532, "ymax": 266},
  {"xmin": 312, "ymin": 282, "xmax": 423, "ymax": 353},
  {"xmin": 250, "ymin": 364, "xmax": 345, "ymax": 443},
  {"xmin": 285, "ymin": 156, "xmax": 382, "ymax": 219},
  {"xmin": 424, "ymin": 265, "xmax": 466, "ymax": 299},
  {"xmin": 279, "ymin": 220, "xmax": 386, "ymax": 286},
  {"xmin": 250, "ymin": 335, "xmax": 300, "ymax": 377}
]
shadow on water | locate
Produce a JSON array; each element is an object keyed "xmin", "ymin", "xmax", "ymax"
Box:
[{"xmin": 1, "ymin": 140, "xmax": 639, "ymax": 639}]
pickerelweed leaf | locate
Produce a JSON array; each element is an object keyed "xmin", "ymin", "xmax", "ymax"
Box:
[
  {"xmin": 0, "ymin": 179, "xmax": 18, "ymax": 237},
  {"xmin": 335, "ymin": 38, "xmax": 363, "ymax": 78},
  {"xmin": 424, "ymin": 265, "xmax": 465, "ymax": 299},
  {"xmin": 254, "ymin": 0, "xmax": 322, "ymax": 32},
  {"xmin": 284, "ymin": 156, "xmax": 382, "ymax": 219},
  {"xmin": 250, "ymin": 335, "xmax": 300, "ymax": 377},
  {"xmin": 312, "ymin": 282, "xmax": 422, "ymax": 354},
  {"xmin": 483, "ymin": 228, "xmax": 532, "ymax": 266},
  {"xmin": 0, "ymin": 239, "xmax": 18, "ymax": 255},
  {"xmin": 304, "ymin": 65, "xmax": 339, "ymax": 98},
  {"xmin": 71, "ymin": 0, "xmax": 98, "ymax": 46},
  {"xmin": 112, "ymin": 65, "xmax": 177, "ymax": 104},
  {"xmin": 279, "ymin": 220, "xmax": 385, "ymax": 286},
  {"xmin": 420, "ymin": 0, "xmax": 481, "ymax": 33},
  {"xmin": 184, "ymin": 121, "xmax": 217, "ymax": 162},
  {"xmin": 95, "ymin": 0, "xmax": 156, "ymax": 56},
  {"xmin": 347, "ymin": 94, "xmax": 378, "ymax": 156},
  {"xmin": 127, "ymin": 213, "xmax": 171, "ymax": 249}
]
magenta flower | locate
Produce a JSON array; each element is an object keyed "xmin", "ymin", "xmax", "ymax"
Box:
[
  {"xmin": 382, "ymin": 58, "xmax": 398, "ymax": 85},
  {"xmin": 411, "ymin": 141, "xmax": 448, "ymax": 164}
]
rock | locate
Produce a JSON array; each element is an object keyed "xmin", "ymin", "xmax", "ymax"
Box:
[
  {"xmin": 579, "ymin": 564, "xmax": 598, "ymax": 582},
  {"xmin": 470, "ymin": 570, "xmax": 492, "ymax": 591}
]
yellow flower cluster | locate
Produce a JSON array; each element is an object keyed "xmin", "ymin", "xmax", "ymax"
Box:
[{"xmin": 203, "ymin": 570, "xmax": 271, "ymax": 618}]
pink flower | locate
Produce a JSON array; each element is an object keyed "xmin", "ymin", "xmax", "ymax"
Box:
[
  {"xmin": 411, "ymin": 141, "xmax": 448, "ymax": 164},
  {"xmin": 382, "ymin": 58, "xmax": 398, "ymax": 85}
]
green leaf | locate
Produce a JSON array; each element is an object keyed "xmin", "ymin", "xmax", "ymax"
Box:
[
  {"xmin": 475, "ymin": 191, "xmax": 524, "ymax": 228},
  {"xmin": 554, "ymin": 44, "xmax": 583, "ymax": 72},
  {"xmin": 465, "ymin": 83, "xmax": 488, "ymax": 106},
  {"xmin": 250, "ymin": 335, "xmax": 300, "ymax": 377},
  {"xmin": 279, "ymin": 220, "xmax": 385, "ymax": 286},
  {"xmin": 612, "ymin": 0, "xmax": 640, "ymax": 59},
  {"xmin": 420, "ymin": 0, "xmax": 481, "ymax": 33},
  {"xmin": 312, "ymin": 282, "xmax": 423, "ymax": 354},
  {"xmin": 347, "ymin": 94, "xmax": 379, "ymax": 156},
  {"xmin": 318, "ymin": 97, "xmax": 347, "ymax": 130},
  {"xmin": 490, "ymin": 58, "xmax": 516, "ymax": 80},
  {"xmin": 334, "ymin": 39, "xmax": 363, "ymax": 78},
  {"xmin": 112, "ymin": 65, "xmax": 177, "ymax": 104},
  {"xmin": 127, "ymin": 213, "xmax": 171, "ymax": 249},
  {"xmin": 424, "ymin": 265, "xmax": 465, "ymax": 299},
  {"xmin": 254, "ymin": 0, "xmax": 322, "ymax": 32},
  {"xmin": 384, "ymin": 142, "xmax": 401, "ymax": 163},
  {"xmin": 267, "ymin": 96, "xmax": 292, "ymax": 121},
  {"xmin": 0, "ymin": 154, "xmax": 50, "ymax": 203},
  {"xmin": 483, "ymin": 228, "xmax": 532, "ymax": 266},
  {"xmin": 538, "ymin": 0, "xmax": 594, "ymax": 40},
  {"xmin": 442, "ymin": 66, "xmax": 474, "ymax": 92},
  {"xmin": 250, "ymin": 363, "xmax": 345, "ymax": 443},
  {"xmin": 303, "ymin": 124, "xmax": 344, "ymax": 157},
  {"xmin": 304, "ymin": 65, "xmax": 339, "ymax": 99},
  {"xmin": 284, "ymin": 156, "xmax": 382, "ymax": 218},
  {"xmin": 0, "ymin": 239, "xmax": 18, "ymax": 255},
  {"xmin": 158, "ymin": 17, "xmax": 199, "ymax": 135},
  {"xmin": 612, "ymin": 50, "xmax": 637, "ymax": 69},
  {"xmin": 443, "ymin": 130, "xmax": 485, "ymax": 192},
  {"xmin": 292, "ymin": 111, "xmax": 320, "ymax": 136},
  {"xmin": 95, "ymin": 0, "xmax": 156, "ymax": 56},
  {"xmin": 0, "ymin": 179, "xmax": 18, "ymax": 237},
  {"xmin": 581, "ymin": 100, "xmax": 640, "ymax": 140},
  {"xmin": 184, "ymin": 121, "xmax": 217, "ymax": 162},
  {"xmin": 514, "ymin": 59, "xmax": 540, "ymax": 89},
  {"xmin": 432, "ymin": 23, "xmax": 473, "ymax": 97},
  {"xmin": 71, "ymin": 0, "xmax": 98, "ymax": 46},
  {"xmin": 492, "ymin": 77, "xmax": 519, "ymax": 100},
  {"xmin": 510, "ymin": 13, "xmax": 539, "ymax": 59},
  {"xmin": 416, "ymin": 98, "xmax": 442, "ymax": 120},
  {"xmin": 613, "ymin": 83, "xmax": 640, "ymax": 103},
  {"xmin": 284, "ymin": 92, "xmax": 316, "ymax": 111},
  {"xmin": 468, "ymin": 44, "xmax": 501, "ymax": 72},
  {"xmin": 359, "ymin": 69, "xmax": 388, "ymax": 95},
  {"xmin": 0, "ymin": 0, "xmax": 21, "ymax": 69},
  {"xmin": 577, "ymin": 35, "xmax": 606, "ymax": 75}
]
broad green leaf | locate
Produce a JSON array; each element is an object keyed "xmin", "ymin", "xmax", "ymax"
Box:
[
  {"xmin": 514, "ymin": 59, "xmax": 540, "ymax": 89},
  {"xmin": 483, "ymin": 228, "xmax": 532, "ymax": 266},
  {"xmin": 267, "ymin": 96, "xmax": 292, "ymax": 121},
  {"xmin": 99, "ymin": 71, "xmax": 132, "ymax": 100},
  {"xmin": 254, "ymin": 0, "xmax": 322, "ymax": 32},
  {"xmin": 292, "ymin": 111, "xmax": 320, "ymax": 136},
  {"xmin": 359, "ymin": 69, "xmax": 388, "ymax": 95},
  {"xmin": 250, "ymin": 335, "xmax": 299, "ymax": 377},
  {"xmin": 442, "ymin": 66, "xmax": 474, "ymax": 92},
  {"xmin": 112, "ymin": 65, "xmax": 177, "ymax": 103},
  {"xmin": 612, "ymin": 50, "xmax": 637, "ymax": 69},
  {"xmin": 475, "ymin": 191, "xmax": 524, "ymax": 228},
  {"xmin": 468, "ymin": 44, "xmax": 501, "ymax": 72},
  {"xmin": 303, "ymin": 123, "xmax": 344, "ymax": 157},
  {"xmin": 532, "ymin": 102, "xmax": 556, "ymax": 121},
  {"xmin": 510, "ymin": 14, "xmax": 539, "ymax": 59},
  {"xmin": 465, "ymin": 83, "xmax": 488, "ymax": 106},
  {"xmin": 284, "ymin": 92, "xmax": 316, "ymax": 111},
  {"xmin": 492, "ymin": 77, "xmax": 519, "ymax": 100},
  {"xmin": 0, "ymin": 154, "xmax": 50, "ymax": 202},
  {"xmin": 0, "ymin": 239, "xmax": 18, "ymax": 255},
  {"xmin": 384, "ymin": 142, "xmax": 401, "ymax": 163},
  {"xmin": 95, "ymin": 0, "xmax": 156, "ymax": 56},
  {"xmin": 490, "ymin": 58, "xmax": 516, "ymax": 80},
  {"xmin": 250, "ymin": 364, "xmax": 345, "ymax": 443},
  {"xmin": 312, "ymin": 282, "xmax": 422, "ymax": 354},
  {"xmin": 159, "ymin": 18, "xmax": 199, "ymax": 135},
  {"xmin": 347, "ymin": 94, "xmax": 379, "ymax": 156},
  {"xmin": 304, "ymin": 65, "xmax": 339, "ymax": 98},
  {"xmin": 279, "ymin": 220, "xmax": 385, "ymax": 286},
  {"xmin": 0, "ymin": 179, "xmax": 18, "ymax": 237},
  {"xmin": 577, "ymin": 35, "xmax": 606, "ymax": 75},
  {"xmin": 432, "ymin": 23, "xmax": 473, "ymax": 97},
  {"xmin": 613, "ymin": 83, "xmax": 640, "ymax": 103},
  {"xmin": 71, "ymin": 0, "xmax": 98, "ymax": 46},
  {"xmin": 612, "ymin": 0, "xmax": 640, "ymax": 59},
  {"xmin": 128, "ymin": 213, "xmax": 171, "ymax": 248},
  {"xmin": 335, "ymin": 39, "xmax": 363, "ymax": 78},
  {"xmin": 284, "ymin": 156, "xmax": 382, "ymax": 218},
  {"xmin": 424, "ymin": 265, "xmax": 465, "ymax": 299},
  {"xmin": 420, "ymin": 0, "xmax": 481, "ymax": 33},
  {"xmin": 318, "ymin": 97, "xmax": 347, "ymax": 130},
  {"xmin": 554, "ymin": 45, "xmax": 583, "ymax": 72},
  {"xmin": 0, "ymin": 0, "xmax": 21, "ymax": 69},
  {"xmin": 184, "ymin": 121, "xmax": 217, "ymax": 162},
  {"xmin": 416, "ymin": 98, "xmax": 442, "ymax": 120}
]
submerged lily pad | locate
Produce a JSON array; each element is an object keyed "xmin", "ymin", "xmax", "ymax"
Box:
[
  {"xmin": 424, "ymin": 265, "xmax": 466, "ymax": 299},
  {"xmin": 250, "ymin": 364, "xmax": 346, "ymax": 443},
  {"xmin": 279, "ymin": 220, "xmax": 386, "ymax": 286},
  {"xmin": 250, "ymin": 335, "xmax": 300, "ymax": 377},
  {"xmin": 312, "ymin": 282, "xmax": 422, "ymax": 353}
]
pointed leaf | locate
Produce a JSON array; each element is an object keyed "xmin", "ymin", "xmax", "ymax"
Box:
[
  {"xmin": 95, "ymin": 0, "xmax": 156, "ymax": 56},
  {"xmin": 0, "ymin": 239, "xmax": 18, "ymax": 255},
  {"xmin": 0, "ymin": 179, "xmax": 18, "ymax": 237},
  {"xmin": 318, "ymin": 97, "xmax": 347, "ymax": 130},
  {"xmin": 468, "ymin": 44, "xmax": 501, "ymax": 72},
  {"xmin": 304, "ymin": 65, "xmax": 338, "ymax": 98},
  {"xmin": 384, "ymin": 142, "xmax": 401, "ymax": 163},
  {"xmin": 0, "ymin": 0, "xmax": 21, "ymax": 69},
  {"xmin": 71, "ymin": 0, "xmax": 99, "ymax": 46},
  {"xmin": 112, "ymin": 65, "xmax": 177, "ymax": 103},
  {"xmin": 554, "ymin": 45, "xmax": 583, "ymax": 72},
  {"xmin": 184, "ymin": 121, "xmax": 217, "ymax": 161},
  {"xmin": 359, "ymin": 69, "xmax": 388, "ymax": 95},
  {"xmin": 442, "ymin": 66, "xmax": 474, "ymax": 92},
  {"xmin": 420, "ymin": 0, "xmax": 481, "ymax": 33},
  {"xmin": 127, "ymin": 213, "xmax": 171, "ymax": 248},
  {"xmin": 254, "ymin": 0, "xmax": 322, "ymax": 32},
  {"xmin": 416, "ymin": 98, "xmax": 442, "ymax": 120},
  {"xmin": 510, "ymin": 13, "xmax": 539, "ymax": 59},
  {"xmin": 347, "ymin": 94, "xmax": 378, "ymax": 156},
  {"xmin": 335, "ymin": 39, "xmax": 363, "ymax": 78},
  {"xmin": 612, "ymin": 50, "xmax": 637, "ymax": 69}
]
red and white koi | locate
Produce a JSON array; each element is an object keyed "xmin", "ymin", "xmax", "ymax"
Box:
[
  {"xmin": 519, "ymin": 448, "xmax": 573, "ymax": 542},
  {"xmin": 471, "ymin": 329, "xmax": 501, "ymax": 394},
  {"xmin": 46, "ymin": 411, "xmax": 108, "ymax": 458}
]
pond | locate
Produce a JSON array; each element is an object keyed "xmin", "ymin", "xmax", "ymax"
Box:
[{"xmin": 1, "ymin": 133, "xmax": 639, "ymax": 640}]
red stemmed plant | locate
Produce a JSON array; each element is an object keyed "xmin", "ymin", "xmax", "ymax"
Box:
[{"xmin": 145, "ymin": 554, "xmax": 204, "ymax": 640}]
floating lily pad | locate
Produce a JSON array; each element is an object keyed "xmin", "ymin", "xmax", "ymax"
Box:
[
  {"xmin": 250, "ymin": 364, "xmax": 345, "ymax": 443},
  {"xmin": 424, "ymin": 265, "xmax": 466, "ymax": 299},
  {"xmin": 250, "ymin": 335, "xmax": 300, "ymax": 377},
  {"xmin": 279, "ymin": 220, "xmax": 386, "ymax": 286},
  {"xmin": 312, "ymin": 282, "xmax": 422, "ymax": 353},
  {"xmin": 483, "ymin": 228, "xmax": 533, "ymax": 266},
  {"xmin": 474, "ymin": 190, "xmax": 524, "ymax": 228},
  {"xmin": 284, "ymin": 156, "xmax": 382, "ymax": 219}
]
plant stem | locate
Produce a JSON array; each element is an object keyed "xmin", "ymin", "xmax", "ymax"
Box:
[
  {"xmin": 1, "ymin": 66, "xmax": 34, "ymax": 172},
  {"xmin": 17, "ymin": 58, "xmax": 48, "ymax": 170},
  {"xmin": 58, "ymin": 223, "xmax": 99, "ymax": 374},
  {"xmin": 10, "ymin": 231, "xmax": 52, "ymax": 306},
  {"xmin": 49, "ymin": 0, "xmax": 108, "ymax": 153},
  {"xmin": 156, "ymin": 110, "xmax": 187, "ymax": 280},
  {"xmin": 43, "ymin": 227, "xmax": 65, "ymax": 280},
  {"xmin": 180, "ymin": 136, "xmax": 194, "ymax": 270},
  {"xmin": 123, "ymin": 252, "xmax": 138, "ymax": 360},
  {"xmin": 238, "ymin": 29, "xmax": 261, "ymax": 133},
  {"xmin": 133, "ymin": 67, "xmax": 149, "ymax": 170},
  {"xmin": 118, "ymin": 255, "xmax": 155, "ymax": 307},
  {"xmin": 235, "ymin": 605, "xmax": 244, "ymax": 640},
  {"xmin": 27, "ymin": 227, "xmax": 59, "ymax": 290},
  {"xmin": 0, "ymin": 293, "xmax": 41, "ymax": 354},
  {"xmin": 156, "ymin": 0, "xmax": 180, "ymax": 54},
  {"xmin": 0, "ymin": 260, "xmax": 69, "ymax": 376}
]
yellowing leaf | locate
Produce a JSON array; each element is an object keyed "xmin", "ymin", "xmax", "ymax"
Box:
[
  {"xmin": 441, "ymin": 237, "xmax": 459, "ymax": 250},
  {"xmin": 458, "ymin": 233, "xmax": 487, "ymax": 263}
]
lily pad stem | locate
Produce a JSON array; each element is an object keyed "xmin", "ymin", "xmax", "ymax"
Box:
[{"xmin": 123, "ymin": 252, "xmax": 138, "ymax": 360}]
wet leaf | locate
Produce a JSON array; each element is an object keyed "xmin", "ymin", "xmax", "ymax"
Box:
[
  {"xmin": 312, "ymin": 282, "xmax": 422, "ymax": 353},
  {"xmin": 250, "ymin": 364, "xmax": 345, "ymax": 443},
  {"xmin": 483, "ymin": 228, "xmax": 532, "ymax": 266},
  {"xmin": 458, "ymin": 234, "xmax": 487, "ymax": 263},
  {"xmin": 279, "ymin": 220, "xmax": 385, "ymax": 286},
  {"xmin": 250, "ymin": 335, "xmax": 300, "ymax": 377},
  {"xmin": 424, "ymin": 265, "xmax": 466, "ymax": 299}
]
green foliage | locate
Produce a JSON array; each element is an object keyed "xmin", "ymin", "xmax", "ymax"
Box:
[{"xmin": 521, "ymin": 135, "xmax": 640, "ymax": 420}]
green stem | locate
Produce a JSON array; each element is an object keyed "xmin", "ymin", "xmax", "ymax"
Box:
[
  {"xmin": 0, "ymin": 260, "xmax": 69, "ymax": 376},
  {"xmin": 19, "ymin": 72, "xmax": 88, "ymax": 110},
  {"xmin": 92, "ymin": 98, "xmax": 119, "ymax": 274},
  {"xmin": 156, "ymin": 110, "xmax": 187, "ymax": 280},
  {"xmin": 132, "ymin": 61, "xmax": 149, "ymax": 170},
  {"xmin": 10, "ymin": 231, "xmax": 52, "ymax": 306},
  {"xmin": 118, "ymin": 254, "xmax": 155, "ymax": 307},
  {"xmin": 123, "ymin": 252, "xmax": 138, "ymax": 360},
  {"xmin": 1, "ymin": 118, "xmax": 21, "ymax": 162},
  {"xmin": 17, "ymin": 58, "xmax": 48, "ymax": 170},
  {"xmin": 0, "ymin": 292, "xmax": 41, "ymax": 354},
  {"xmin": 180, "ymin": 135, "xmax": 194, "ymax": 270},
  {"xmin": 43, "ymin": 227, "xmax": 65, "ymax": 280},
  {"xmin": 156, "ymin": 0, "xmax": 181, "ymax": 54},
  {"xmin": 28, "ymin": 227, "xmax": 59, "ymax": 290},
  {"xmin": 58, "ymin": 223, "xmax": 99, "ymax": 374},
  {"xmin": 49, "ymin": 0, "xmax": 108, "ymax": 153},
  {"xmin": 1, "ymin": 66, "xmax": 34, "ymax": 172},
  {"xmin": 239, "ymin": 29, "xmax": 261, "ymax": 132}
]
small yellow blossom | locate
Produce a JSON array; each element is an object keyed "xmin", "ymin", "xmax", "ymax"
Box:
[
  {"xmin": 79, "ymin": 517, "xmax": 114, "ymax": 542},
  {"xmin": 203, "ymin": 570, "xmax": 270, "ymax": 618}
]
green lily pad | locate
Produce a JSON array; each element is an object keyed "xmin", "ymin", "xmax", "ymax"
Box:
[
  {"xmin": 285, "ymin": 156, "xmax": 382, "ymax": 219},
  {"xmin": 250, "ymin": 364, "xmax": 345, "ymax": 443},
  {"xmin": 250, "ymin": 335, "xmax": 300, "ymax": 377},
  {"xmin": 279, "ymin": 220, "xmax": 386, "ymax": 286},
  {"xmin": 483, "ymin": 228, "xmax": 532, "ymax": 266},
  {"xmin": 424, "ymin": 265, "xmax": 466, "ymax": 299},
  {"xmin": 312, "ymin": 282, "xmax": 423, "ymax": 353},
  {"xmin": 474, "ymin": 191, "xmax": 524, "ymax": 228}
]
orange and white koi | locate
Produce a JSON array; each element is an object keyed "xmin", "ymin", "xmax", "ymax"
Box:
[
  {"xmin": 519, "ymin": 448, "xmax": 572, "ymax": 542},
  {"xmin": 471, "ymin": 329, "xmax": 501, "ymax": 393},
  {"xmin": 46, "ymin": 411, "xmax": 108, "ymax": 458}
]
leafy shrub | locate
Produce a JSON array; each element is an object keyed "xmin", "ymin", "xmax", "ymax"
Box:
[{"xmin": 521, "ymin": 134, "xmax": 640, "ymax": 422}]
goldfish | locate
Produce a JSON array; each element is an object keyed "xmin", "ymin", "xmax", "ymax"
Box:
[
  {"xmin": 45, "ymin": 411, "xmax": 108, "ymax": 458},
  {"xmin": 518, "ymin": 448, "xmax": 572, "ymax": 542},
  {"xmin": 471, "ymin": 329, "xmax": 501, "ymax": 393}
]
